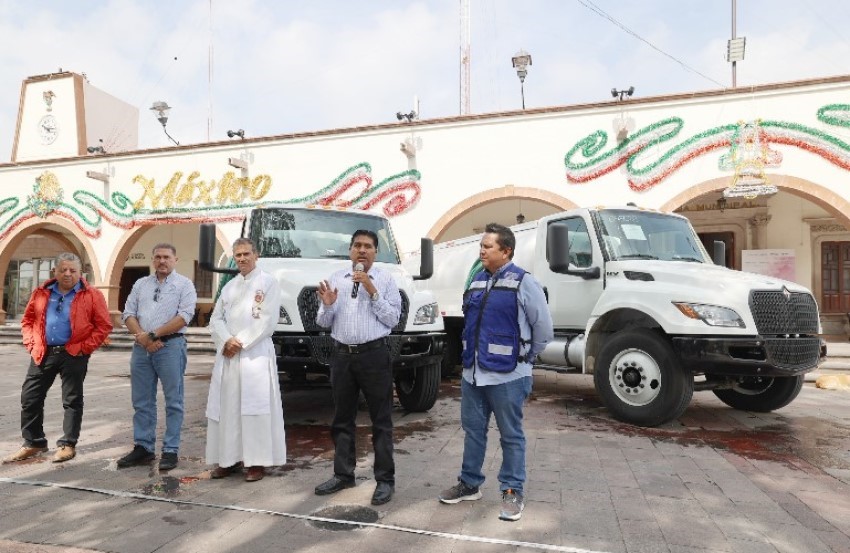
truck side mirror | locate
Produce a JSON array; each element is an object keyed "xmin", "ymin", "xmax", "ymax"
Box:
[
  {"xmin": 548, "ymin": 224, "xmax": 571, "ymax": 273},
  {"xmin": 199, "ymin": 223, "xmax": 239, "ymax": 275},
  {"xmin": 713, "ymin": 240, "xmax": 726, "ymax": 267},
  {"xmin": 414, "ymin": 238, "xmax": 434, "ymax": 280},
  {"xmin": 547, "ymin": 223, "xmax": 601, "ymax": 279}
]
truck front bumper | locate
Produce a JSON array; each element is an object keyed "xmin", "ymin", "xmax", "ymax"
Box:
[
  {"xmin": 671, "ymin": 335, "xmax": 823, "ymax": 377},
  {"xmin": 273, "ymin": 332, "xmax": 445, "ymax": 376}
]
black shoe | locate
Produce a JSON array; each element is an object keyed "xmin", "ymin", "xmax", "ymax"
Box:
[
  {"xmin": 371, "ymin": 481, "xmax": 394, "ymax": 505},
  {"xmin": 117, "ymin": 445, "xmax": 155, "ymax": 468},
  {"xmin": 159, "ymin": 452, "xmax": 178, "ymax": 471},
  {"xmin": 314, "ymin": 475, "xmax": 355, "ymax": 495}
]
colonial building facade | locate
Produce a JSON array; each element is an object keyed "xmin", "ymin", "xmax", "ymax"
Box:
[{"xmin": 2, "ymin": 72, "xmax": 850, "ymax": 332}]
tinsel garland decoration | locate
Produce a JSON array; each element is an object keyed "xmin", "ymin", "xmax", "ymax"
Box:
[
  {"xmin": 26, "ymin": 172, "xmax": 63, "ymax": 217},
  {"xmin": 0, "ymin": 163, "xmax": 422, "ymax": 242},
  {"xmin": 282, "ymin": 163, "xmax": 422, "ymax": 217},
  {"xmin": 565, "ymin": 103, "xmax": 850, "ymax": 191}
]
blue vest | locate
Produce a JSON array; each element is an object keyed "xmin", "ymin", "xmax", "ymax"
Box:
[{"xmin": 461, "ymin": 264, "xmax": 527, "ymax": 372}]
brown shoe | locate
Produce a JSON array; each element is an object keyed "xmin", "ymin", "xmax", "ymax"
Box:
[
  {"xmin": 3, "ymin": 446, "xmax": 48, "ymax": 463},
  {"xmin": 245, "ymin": 466, "xmax": 264, "ymax": 482},
  {"xmin": 52, "ymin": 445, "xmax": 76, "ymax": 463},
  {"xmin": 210, "ymin": 462, "xmax": 242, "ymax": 479}
]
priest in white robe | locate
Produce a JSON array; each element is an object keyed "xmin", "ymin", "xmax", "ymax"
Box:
[{"xmin": 206, "ymin": 238, "xmax": 286, "ymax": 482}]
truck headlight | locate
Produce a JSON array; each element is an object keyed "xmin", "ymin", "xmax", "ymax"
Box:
[
  {"xmin": 673, "ymin": 302, "xmax": 745, "ymax": 328},
  {"xmin": 413, "ymin": 303, "xmax": 439, "ymax": 325},
  {"xmin": 279, "ymin": 306, "xmax": 292, "ymax": 325}
]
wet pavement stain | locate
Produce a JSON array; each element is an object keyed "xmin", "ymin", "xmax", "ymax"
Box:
[
  {"xmin": 557, "ymin": 392, "xmax": 850, "ymax": 470},
  {"xmin": 161, "ymin": 515, "xmax": 186, "ymax": 525},
  {"xmin": 137, "ymin": 475, "xmax": 200, "ymax": 497},
  {"xmin": 309, "ymin": 505, "xmax": 379, "ymax": 531}
]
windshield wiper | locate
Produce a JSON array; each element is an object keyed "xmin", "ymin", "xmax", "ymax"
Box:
[
  {"xmin": 617, "ymin": 254, "xmax": 659, "ymax": 260},
  {"xmin": 320, "ymin": 254, "xmax": 350, "ymax": 259},
  {"xmin": 671, "ymin": 255, "xmax": 703, "ymax": 263}
]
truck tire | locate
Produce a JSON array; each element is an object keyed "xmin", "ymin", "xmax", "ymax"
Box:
[
  {"xmin": 395, "ymin": 362, "xmax": 440, "ymax": 412},
  {"xmin": 712, "ymin": 375, "xmax": 803, "ymax": 412},
  {"xmin": 594, "ymin": 328, "xmax": 693, "ymax": 427}
]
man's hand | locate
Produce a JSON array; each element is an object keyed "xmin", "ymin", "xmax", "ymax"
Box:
[
  {"xmin": 145, "ymin": 340, "xmax": 164, "ymax": 353},
  {"xmin": 135, "ymin": 332, "xmax": 154, "ymax": 347},
  {"xmin": 352, "ymin": 270, "xmax": 376, "ymax": 296},
  {"xmin": 317, "ymin": 280, "xmax": 338, "ymax": 306},
  {"xmin": 223, "ymin": 337, "xmax": 243, "ymax": 359}
]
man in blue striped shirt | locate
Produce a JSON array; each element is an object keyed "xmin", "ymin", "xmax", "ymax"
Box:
[
  {"xmin": 314, "ymin": 229, "xmax": 401, "ymax": 506},
  {"xmin": 118, "ymin": 243, "xmax": 197, "ymax": 472}
]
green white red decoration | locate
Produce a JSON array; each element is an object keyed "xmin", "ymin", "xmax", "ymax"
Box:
[
  {"xmin": 565, "ymin": 103, "xmax": 850, "ymax": 192},
  {"xmin": 0, "ymin": 163, "xmax": 421, "ymax": 242}
]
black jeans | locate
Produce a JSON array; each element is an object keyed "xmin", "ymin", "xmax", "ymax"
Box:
[
  {"xmin": 329, "ymin": 344, "xmax": 395, "ymax": 484},
  {"xmin": 20, "ymin": 350, "xmax": 90, "ymax": 447}
]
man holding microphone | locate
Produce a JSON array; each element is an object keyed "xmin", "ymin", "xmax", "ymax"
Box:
[{"xmin": 314, "ymin": 229, "xmax": 402, "ymax": 506}]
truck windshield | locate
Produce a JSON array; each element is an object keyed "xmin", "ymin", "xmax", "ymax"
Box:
[
  {"xmin": 595, "ymin": 210, "xmax": 709, "ymax": 263},
  {"xmin": 247, "ymin": 208, "xmax": 400, "ymax": 263}
]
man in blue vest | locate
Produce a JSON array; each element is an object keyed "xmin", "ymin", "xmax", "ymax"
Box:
[{"xmin": 438, "ymin": 222, "xmax": 553, "ymax": 521}]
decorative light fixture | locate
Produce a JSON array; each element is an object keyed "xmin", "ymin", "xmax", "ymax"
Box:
[
  {"xmin": 396, "ymin": 110, "xmax": 417, "ymax": 123},
  {"xmin": 716, "ymin": 197, "xmax": 727, "ymax": 212},
  {"xmin": 516, "ymin": 213, "xmax": 526, "ymax": 224},
  {"xmin": 511, "ymin": 50, "xmax": 532, "ymax": 110},
  {"xmin": 86, "ymin": 138, "xmax": 106, "ymax": 155},
  {"xmin": 150, "ymin": 101, "xmax": 179, "ymax": 145},
  {"xmin": 611, "ymin": 86, "xmax": 635, "ymax": 101}
]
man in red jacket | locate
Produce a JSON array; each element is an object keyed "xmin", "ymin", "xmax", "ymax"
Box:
[{"xmin": 2, "ymin": 252, "xmax": 112, "ymax": 464}]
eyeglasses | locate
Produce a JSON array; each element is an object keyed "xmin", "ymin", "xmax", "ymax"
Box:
[
  {"xmin": 56, "ymin": 296, "xmax": 64, "ymax": 313},
  {"xmin": 154, "ymin": 287, "xmax": 161, "ymax": 303}
]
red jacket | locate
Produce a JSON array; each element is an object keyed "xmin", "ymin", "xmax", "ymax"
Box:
[{"xmin": 21, "ymin": 277, "xmax": 113, "ymax": 365}]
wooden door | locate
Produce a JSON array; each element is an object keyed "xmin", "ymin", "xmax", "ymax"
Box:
[{"xmin": 821, "ymin": 241, "xmax": 850, "ymax": 313}]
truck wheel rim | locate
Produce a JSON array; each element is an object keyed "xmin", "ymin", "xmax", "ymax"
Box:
[{"xmin": 608, "ymin": 348, "xmax": 661, "ymax": 407}]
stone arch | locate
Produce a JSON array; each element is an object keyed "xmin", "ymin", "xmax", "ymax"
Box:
[
  {"xmin": 104, "ymin": 223, "xmax": 232, "ymax": 323},
  {"xmin": 427, "ymin": 185, "xmax": 578, "ymax": 243},
  {"xmin": 659, "ymin": 174, "xmax": 850, "ymax": 229},
  {"xmin": 0, "ymin": 218, "xmax": 101, "ymax": 324}
]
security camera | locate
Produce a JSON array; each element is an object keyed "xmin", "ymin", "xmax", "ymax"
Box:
[
  {"xmin": 396, "ymin": 112, "xmax": 404, "ymax": 121},
  {"xmin": 87, "ymin": 146, "xmax": 97, "ymax": 154},
  {"xmin": 227, "ymin": 129, "xmax": 245, "ymax": 139}
]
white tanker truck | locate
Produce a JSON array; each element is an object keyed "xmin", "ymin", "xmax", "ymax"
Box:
[
  {"xmin": 200, "ymin": 204, "xmax": 445, "ymax": 412},
  {"xmin": 406, "ymin": 206, "xmax": 825, "ymax": 426}
]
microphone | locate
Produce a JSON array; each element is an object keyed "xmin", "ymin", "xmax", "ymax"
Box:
[{"xmin": 351, "ymin": 262, "xmax": 364, "ymax": 298}]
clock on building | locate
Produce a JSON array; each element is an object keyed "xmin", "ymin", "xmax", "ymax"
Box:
[{"xmin": 38, "ymin": 114, "xmax": 58, "ymax": 145}]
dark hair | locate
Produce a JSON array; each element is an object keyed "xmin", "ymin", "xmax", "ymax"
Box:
[
  {"xmin": 350, "ymin": 229, "xmax": 379, "ymax": 250},
  {"xmin": 484, "ymin": 223, "xmax": 515, "ymax": 259},
  {"xmin": 152, "ymin": 243, "xmax": 177, "ymax": 256},
  {"xmin": 232, "ymin": 237, "xmax": 257, "ymax": 253}
]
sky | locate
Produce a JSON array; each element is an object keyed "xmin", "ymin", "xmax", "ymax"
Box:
[{"xmin": 1, "ymin": 0, "xmax": 850, "ymax": 162}]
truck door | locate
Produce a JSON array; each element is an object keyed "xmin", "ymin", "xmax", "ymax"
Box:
[{"xmin": 539, "ymin": 216, "xmax": 603, "ymax": 329}]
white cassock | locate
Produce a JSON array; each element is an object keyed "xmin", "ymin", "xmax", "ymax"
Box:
[{"xmin": 205, "ymin": 267, "xmax": 286, "ymax": 468}]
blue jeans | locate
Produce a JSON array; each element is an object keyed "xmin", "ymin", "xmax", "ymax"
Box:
[
  {"xmin": 459, "ymin": 376, "xmax": 532, "ymax": 493},
  {"xmin": 129, "ymin": 337, "xmax": 187, "ymax": 454}
]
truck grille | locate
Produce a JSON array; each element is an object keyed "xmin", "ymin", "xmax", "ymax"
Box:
[
  {"xmin": 749, "ymin": 290, "xmax": 819, "ymax": 335},
  {"xmin": 750, "ymin": 290, "xmax": 820, "ymax": 370},
  {"xmin": 305, "ymin": 334, "xmax": 404, "ymax": 365},
  {"xmin": 296, "ymin": 287, "xmax": 409, "ymax": 333}
]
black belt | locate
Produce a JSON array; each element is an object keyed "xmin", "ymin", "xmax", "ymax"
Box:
[
  {"xmin": 158, "ymin": 334, "xmax": 184, "ymax": 342},
  {"xmin": 46, "ymin": 345, "xmax": 65, "ymax": 356},
  {"xmin": 335, "ymin": 338, "xmax": 387, "ymax": 355}
]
